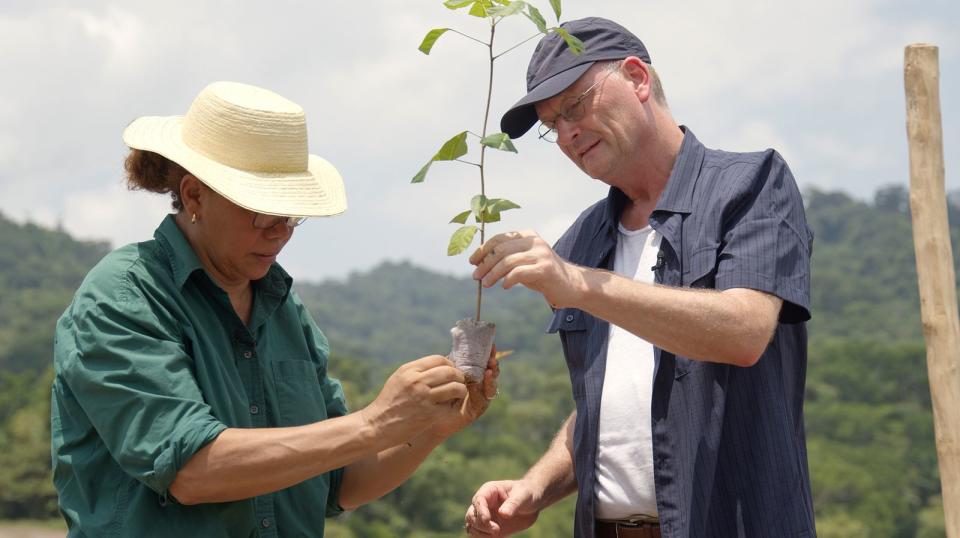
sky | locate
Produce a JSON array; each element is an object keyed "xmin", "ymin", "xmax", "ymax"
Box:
[{"xmin": 0, "ymin": 0, "xmax": 957, "ymax": 283}]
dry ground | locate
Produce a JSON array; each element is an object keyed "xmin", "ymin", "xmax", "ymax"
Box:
[{"xmin": 0, "ymin": 522, "xmax": 65, "ymax": 538}]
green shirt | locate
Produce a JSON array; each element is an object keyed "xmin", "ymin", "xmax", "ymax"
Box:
[{"xmin": 52, "ymin": 215, "xmax": 348, "ymax": 537}]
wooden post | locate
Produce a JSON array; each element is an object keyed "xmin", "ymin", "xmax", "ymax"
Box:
[{"xmin": 904, "ymin": 43, "xmax": 960, "ymax": 537}]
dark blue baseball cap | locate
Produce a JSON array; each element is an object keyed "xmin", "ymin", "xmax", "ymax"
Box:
[{"xmin": 500, "ymin": 17, "xmax": 651, "ymax": 139}]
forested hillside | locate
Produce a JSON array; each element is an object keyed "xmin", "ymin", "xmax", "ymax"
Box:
[{"xmin": 0, "ymin": 186, "xmax": 956, "ymax": 537}]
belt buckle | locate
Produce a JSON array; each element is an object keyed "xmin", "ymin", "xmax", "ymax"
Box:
[
  {"xmin": 620, "ymin": 515, "xmax": 658, "ymax": 527},
  {"xmin": 611, "ymin": 519, "xmax": 657, "ymax": 538}
]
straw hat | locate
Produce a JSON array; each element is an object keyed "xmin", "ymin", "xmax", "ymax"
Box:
[{"xmin": 123, "ymin": 81, "xmax": 347, "ymax": 217}]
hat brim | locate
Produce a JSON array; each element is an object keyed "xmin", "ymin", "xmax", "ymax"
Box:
[
  {"xmin": 122, "ymin": 116, "xmax": 347, "ymax": 218},
  {"xmin": 500, "ymin": 61, "xmax": 595, "ymax": 139}
]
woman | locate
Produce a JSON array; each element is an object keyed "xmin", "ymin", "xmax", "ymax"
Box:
[{"xmin": 51, "ymin": 81, "xmax": 498, "ymax": 537}]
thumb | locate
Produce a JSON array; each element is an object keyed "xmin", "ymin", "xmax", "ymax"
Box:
[{"xmin": 499, "ymin": 487, "xmax": 532, "ymax": 517}]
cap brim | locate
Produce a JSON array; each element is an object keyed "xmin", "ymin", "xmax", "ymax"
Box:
[
  {"xmin": 122, "ymin": 116, "xmax": 347, "ymax": 218},
  {"xmin": 500, "ymin": 62, "xmax": 595, "ymax": 139}
]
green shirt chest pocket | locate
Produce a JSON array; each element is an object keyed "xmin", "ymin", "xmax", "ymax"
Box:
[{"xmin": 270, "ymin": 360, "xmax": 328, "ymax": 426}]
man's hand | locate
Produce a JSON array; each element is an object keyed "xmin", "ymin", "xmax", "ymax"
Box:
[
  {"xmin": 430, "ymin": 349, "xmax": 500, "ymax": 439},
  {"xmin": 469, "ymin": 230, "xmax": 586, "ymax": 309},
  {"xmin": 360, "ymin": 355, "xmax": 467, "ymax": 446},
  {"xmin": 464, "ymin": 480, "xmax": 542, "ymax": 537}
]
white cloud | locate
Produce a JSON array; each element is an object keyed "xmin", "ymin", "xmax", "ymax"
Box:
[
  {"xmin": 0, "ymin": 0, "xmax": 957, "ymax": 281},
  {"xmin": 0, "ymin": 133, "xmax": 17, "ymax": 169},
  {"xmin": 64, "ymin": 6, "xmax": 144, "ymax": 69},
  {"xmin": 61, "ymin": 182, "xmax": 173, "ymax": 247}
]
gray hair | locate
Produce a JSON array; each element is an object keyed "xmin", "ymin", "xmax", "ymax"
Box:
[{"xmin": 600, "ymin": 59, "xmax": 668, "ymax": 107}]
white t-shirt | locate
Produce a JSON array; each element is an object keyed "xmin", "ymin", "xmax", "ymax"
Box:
[{"xmin": 594, "ymin": 223, "xmax": 661, "ymax": 520}]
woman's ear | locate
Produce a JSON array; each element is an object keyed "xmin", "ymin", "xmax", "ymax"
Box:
[{"xmin": 179, "ymin": 174, "xmax": 204, "ymax": 217}]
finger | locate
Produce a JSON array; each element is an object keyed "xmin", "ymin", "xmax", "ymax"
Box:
[
  {"xmin": 419, "ymin": 364, "xmax": 466, "ymax": 387},
  {"xmin": 474, "ymin": 237, "xmax": 535, "ymax": 283},
  {"xmin": 429, "ymin": 380, "xmax": 469, "ymax": 403},
  {"xmin": 470, "ymin": 232, "xmax": 532, "ymax": 277},
  {"xmin": 483, "ymin": 368, "xmax": 498, "ymax": 399},
  {"xmin": 481, "ymin": 249, "xmax": 539, "ymax": 288},
  {"xmin": 502, "ymin": 263, "xmax": 539, "ymax": 291},
  {"xmin": 499, "ymin": 500, "xmax": 518, "ymax": 518},
  {"xmin": 466, "ymin": 502, "xmax": 495, "ymax": 536},
  {"xmin": 498, "ymin": 485, "xmax": 531, "ymax": 517},
  {"xmin": 469, "ymin": 232, "xmax": 517, "ymax": 265},
  {"xmin": 474, "ymin": 496, "xmax": 491, "ymax": 525},
  {"xmin": 409, "ymin": 354, "xmax": 455, "ymax": 371}
]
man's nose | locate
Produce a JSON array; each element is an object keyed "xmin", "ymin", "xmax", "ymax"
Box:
[{"xmin": 556, "ymin": 117, "xmax": 580, "ymax": 146}]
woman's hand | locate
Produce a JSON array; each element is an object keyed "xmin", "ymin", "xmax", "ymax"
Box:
[
  {"xmin": 360, "ymin": 355, "xmax": 467, "ymax": 446},
  {"xmin": 429, "ymin": 348, "xmax": 500, "ymax": 439}
]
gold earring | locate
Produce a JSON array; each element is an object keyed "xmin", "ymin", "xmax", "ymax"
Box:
[{"xmin": 191, "ymin": 213, "xmax": 197, "ymax": 224}]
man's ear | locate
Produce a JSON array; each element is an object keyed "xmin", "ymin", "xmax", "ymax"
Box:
[{"xmin": 621, "ymin": 56, "xmax": 652, "ymax": 103}]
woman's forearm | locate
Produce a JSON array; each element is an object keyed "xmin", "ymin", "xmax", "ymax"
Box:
[
  {"xmin": 169, "ymin": 412, "xmax": 383, "ymax": 505},
  {"xmin": 338, "ymin": 429, "xmax": 447, "ymax": 510}
]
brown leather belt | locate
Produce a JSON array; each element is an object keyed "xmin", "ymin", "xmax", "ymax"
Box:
[{"xmin": 595, "ymin": 520, "xmax": 661, "ymax": 538}]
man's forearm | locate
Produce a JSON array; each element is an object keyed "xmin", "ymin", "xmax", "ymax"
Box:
[
  {"xmin": 524, "ymin": 410, "xmax": 578, "ymax": 509},
  {"xmin": 572, "ymin": 267, "xmax": 782, "ymax": 366}
]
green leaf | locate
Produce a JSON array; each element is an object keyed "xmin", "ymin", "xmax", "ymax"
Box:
[
  {"xmin": 480, "ymin": 198, "xmax": 520, "ymax": 222},
  {"xmin": 470, "ymin": 194, "xmax": 489, "ymax": 216},
  {"xmin": 448, "ymin": 225, "xmax": 479, "ymax": 255},
  {"xmin": 418, "ymin": 28, "xmax": 450, "ymax": 55},
  {"xmin": 435, "ymin": 131, "xmax": 470, "ymax": 161},
  {"xmin": 468, "ymin": 0, "xmax": 490, "ymax": 17},
  {"xmin": 412, "ymin": 131, "xmax": 468, "ymax": 183},
  {"xmin": 450, "ymin": 210, "xmax": 473, "ymax": 224},
  {"xmin": 488, "ymin": 198, "xmax": 521, "ymax": 213},
  {"xmin": 480, "ymin": 208, "xmax": 501, "ymax": 223},
  {"xmin": 524, "ymin": 5, "xmax": 547, "ymax": 33},
  {"xmin": 555, "ymin": 28, "xmax": 584, "ymax": 55},
  {"xmin": 488, "ymin": 0, "xmax": 526, "ymax": 18},
  {"xmin": 549, "ymin": 0, "xmax": 561, "ymax": 20},
  {"xmin": 412, "ymin": 161, "xmax": 433, "ymax": 183},
  {"xmin": 480, "ymin": 132, "xmax": 518, "ymax": 153},
  {"xmin": 444, "ymin": 0, "xmax": 475, "ymax": 9}
]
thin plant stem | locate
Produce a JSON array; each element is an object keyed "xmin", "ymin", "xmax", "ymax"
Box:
[
  {"xmin": 450, "ymin": 29, "xmax": 489, "ymax": 47},
  {"xmin": 455, "ymin": 158, "xmax": 482, "ymax": 167},
  {"xmin": 475, "ymin": 19, "xmax": 497, "ymax": 322},
  {"xmin": 493, "ymin": 32, "xmax": 541, "ymax": 60}
]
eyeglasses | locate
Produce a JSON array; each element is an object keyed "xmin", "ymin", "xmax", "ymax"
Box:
[
  {"xmin": 537, "ymin": 62, "xmax": 622, "ymax": 143},
  {"xmin": 251, "ymin": 213, "xmax": 308, "ymax": 229}
]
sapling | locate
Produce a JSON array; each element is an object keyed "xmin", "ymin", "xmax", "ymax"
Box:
[{"xmin": 414, "ymin": 0, "xmax": 582, "ymax": 381}]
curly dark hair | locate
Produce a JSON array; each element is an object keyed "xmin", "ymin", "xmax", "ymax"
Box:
[{"xmin": 124, "ymin": 149, "xmax": 189, "ymax": 210}]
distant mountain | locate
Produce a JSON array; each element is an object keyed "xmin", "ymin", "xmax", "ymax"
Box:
[
  {"xmin": 805, "ymin": 186, "xmax": 960, "ymax": 342},
  {"xmin": 294, "ymin": 261, "xmax": 558, "ymax": 367},
  {"xmin": 0, "ymin": 214, "xmax": 109, "ymax": 371},
  {"xmin": 2, "ymin": 186, "xmax": 958, "ymax": 372},
  {"xmin": 0, "ymin": 188, "xmax": 957, "ymax": 536}
]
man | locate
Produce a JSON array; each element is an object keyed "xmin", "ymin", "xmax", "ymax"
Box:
[{"xmin": 464, "ymin": 17, "xmax": 815, "ymax": 538}]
